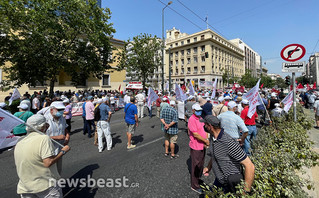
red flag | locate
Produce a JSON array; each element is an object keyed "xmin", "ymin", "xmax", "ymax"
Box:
[
  {"xmin": 118, "ymin": 84, "xmax": 121, "ymax": 91},
  {"xmin": 260, "ymin": 83, "xmax": 264, "ymax": 89},
  {"xmin": 232, "ymin": 84, "xmax": 236, "ymax": 90},
  {"xmin": 296, "ymin": 83, "xmax": 304, "ymax": 89},
  {"xmin": 313, "ymin": 82, "xmax": 317, "ymax": 89}
]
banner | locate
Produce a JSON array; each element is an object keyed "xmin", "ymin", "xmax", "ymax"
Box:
[
  {"xmin": 282, "ymin": 91, "xmax": 293, "ymax": 113},
  {"xmin": 177, "ymin": 102, "xmax": 185, "ymax": 120},
  {"xmin": 243, "ymin": 79, "xmax": 260, "ymax": 118},
  {"xmin": 199, "ymin": 81, "xmax": 214, "ymax": 88},
  {"xmin": 175, "ymin": 83, "xmax": 187, "ymax": 101},
  {"xmin": 71, "ymin": 102, "xmax": 84, "ymax": 116},
  {"xmin": 189, "ymin": 83, "xmax": 195, "ymax": 96},
  {"xmin": 9, "ymin": 88, "xmax": 21, "ymax": 105},
  {"xmin": 0, "ymin": 108, "xmax": 24, "ymax": 149},
  {"xmin": 211, "ymin": 77, "xmax": 217, "ymax": 99},
  {"xmin": 147, "ymin": 87, "xmax": 159, "ymax": 110}
]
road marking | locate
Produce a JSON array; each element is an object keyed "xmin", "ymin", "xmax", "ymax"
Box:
[{"xmin": 127, "ymin": 137, "xmax": 164, "ymax": 152}]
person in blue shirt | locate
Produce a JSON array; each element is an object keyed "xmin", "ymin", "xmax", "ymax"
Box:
[
  {"xmin": 97, "ymin": 98, "xmax": 112, "ymax": 152},
  {"xmin": 82, "ymin": 98, "xmax": 88, "ymax": 135},
  {"xmin": 124, "ymin": 96, "xmax": 138, "ymax": 149}
]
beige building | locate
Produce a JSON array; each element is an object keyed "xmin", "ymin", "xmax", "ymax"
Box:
[
  {"xmin": 164, "ymin": 27, "xmax": 245, "ymax": 89},
  {"xmin": 0, "ymin": 38, "xmax": 126, "ymax": 101}
]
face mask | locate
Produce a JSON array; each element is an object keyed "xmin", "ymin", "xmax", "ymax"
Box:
[
  {"xmin": 195, "ymin": 111, "xmax": 202, "ymax": 116},
  {"xmin": 54, "ymin": 111, "xmax": 63, "ymax": 118}
]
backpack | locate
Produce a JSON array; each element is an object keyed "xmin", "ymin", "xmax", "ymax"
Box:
[{"xmin": 94, "ymin": 105, "xmax": 101, "ymax": 121}]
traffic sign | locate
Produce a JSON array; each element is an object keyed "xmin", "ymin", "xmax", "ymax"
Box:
[
  {"xmin": 280, "ymin": 44, "xmax": 306, "ymax": 62},
  {"xmin": 282, "ymin": 62, "xmax": 305, "ymax": 73}
]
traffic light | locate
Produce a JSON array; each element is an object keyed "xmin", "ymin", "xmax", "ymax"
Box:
[
  {"xmin": 285, "ymin": 76, "xmax": 291, "ymax": 85},
  {"xmin": 205, "ymin": 52, "xmax": 209, "ymax": 58}
]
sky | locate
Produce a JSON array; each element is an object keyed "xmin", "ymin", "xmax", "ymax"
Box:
[{"xmin": 102, "ymin": 0, "xmax": 319, "ymax": 78}]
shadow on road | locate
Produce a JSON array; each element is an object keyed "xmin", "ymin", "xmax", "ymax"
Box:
[
  {"xmin": 112, "ymin": 133, "xmax": 122, "ymax": 148},
  {"xmin": 63, "ymin": 164, "xmax": 100, "ymax": 198},
  {"xmin": 70, "ymin": 128, "xmax": 83, "ymax": 135},
  {"xmin": 132, "ymin": 134, "xmax": 144, "ymax": 145},
  {"xmin": 186, "ymin": 156, "xmax": 191, "ymax": 174}
]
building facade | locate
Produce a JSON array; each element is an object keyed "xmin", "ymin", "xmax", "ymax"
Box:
[
  {"xmin": 164, "ymin": 27, "xmax": 244, "ymax": 89},
  {"xmin": 0, "ymin": 38, "xmax": 126, "ymax": 101},
  {"xmin": 309, "ymin": 53, "xmax": 319, "ymax": 86}
]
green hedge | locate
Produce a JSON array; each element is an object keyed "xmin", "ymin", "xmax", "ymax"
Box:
[{"xmin": 205, "ymin": 104, "xmax": 319, "ymax": 197}]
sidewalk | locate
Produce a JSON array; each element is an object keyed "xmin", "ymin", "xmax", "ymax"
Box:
[{"xmin": 302, "ymin": 108, "xmax": 319, "ymax": 198}]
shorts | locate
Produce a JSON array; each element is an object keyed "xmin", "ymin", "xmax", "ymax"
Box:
[
  {"xmin": 164, "ymin": 133, "xmax": 178, "ymax": 144},
  {"xmin": 126, "ymin": 123, "xmax": 136, "ymax": 134},
  {"xmin": 316, "ymin": 115, "xmax": 319, "ymax": 121}
]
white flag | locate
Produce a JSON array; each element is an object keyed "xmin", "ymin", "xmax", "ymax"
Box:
[
  {"xmin": 211, "ymin": 77, "xmax": 218, "ymax": 99},
  {"xmin": 282, "ymin": 91, "xmax": 293, "ymax": 113},
  {"xmin": 9, "ymin": 88, "xmax": 21, "ymax": 105},
  {"xmin": 165, "ymin": 82, "xmax": 169, "ymax": 91},
  {"xmin": 189, "ymin": 83, "xmax": 195, "ymax": 96},
  {"xmin": 147, "ymin": 87, "xmax": 159, "ymax": 110},
  {"xmin": 0, "ymin": 108, "xmax": 23, "ymax": 149},
  {"xmin": 175, "ymin": 83, "xmax": 187, "ymax": 101},
  {"xmin": 243, "ymin": 79, "xmax": 260, "ymax": 118}
]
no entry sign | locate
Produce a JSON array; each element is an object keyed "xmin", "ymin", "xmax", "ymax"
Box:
[{"xmin": 280, "ymin": 44, "xmax": 306, "ymax": 62}]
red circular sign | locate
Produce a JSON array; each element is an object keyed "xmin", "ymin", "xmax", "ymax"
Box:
[{"xmin": 280, "ymin": 44, "xmax": 306, "ymax": 62}]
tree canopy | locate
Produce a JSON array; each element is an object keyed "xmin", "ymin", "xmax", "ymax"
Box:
[
  {"xmin": 116, "ymin": 33, "xmax": 162, "ymax": 91},
  {"xmin": 0, "ymin": 0, "xmax": 115, "ymax": 95}
]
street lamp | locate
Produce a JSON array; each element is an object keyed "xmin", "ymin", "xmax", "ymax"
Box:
[{"xmin": 162, "ymin": 1, "xmax": 172, "ymax": 92}]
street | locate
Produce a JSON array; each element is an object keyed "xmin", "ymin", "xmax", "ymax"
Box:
[{"xmin": 0, "ymin": 108, "xmax": 210, "ymax": 198}]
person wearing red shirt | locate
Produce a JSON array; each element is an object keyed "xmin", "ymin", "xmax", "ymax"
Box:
[
  {"xmin": 240, "ymin": 99, "xmax": 258, "ymax": 155},
  {"xmin": 156, "ymin": 93, "xmax": 162, "ymax": 118}
]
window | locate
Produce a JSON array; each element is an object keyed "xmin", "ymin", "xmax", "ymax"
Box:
[
  {"xmin": 102, "ymin": 74, "xmax": 110, "ymax": 86},
  {"xmin": 187, "ymin": 67, "xmax": 191, "ymax": 73},
  {"xmin": 194, "ymin": 57, "xmax": 198, "ymax": 63},
  {"xmin": 187, "ymin": 39, "xmax": 190, "ymax": 44},
  {"xmin": 170, "ymin": 44, "xmax": 173, "ymax": 48},
  {"xmin": 176, "ymin": 69, "xmax": 178, "ymax": 74},
  {"xmin": 181, "ymin": 41, "xmax": 184, "ymax": 45},
  {"xmin": 201, "ymin": 35, "xmax": 205, "ymax": 40},
  {"xmin": 175, "ymin": 43, "xmax": 178, "ymax": 46},
  {"xmin": 175, "ymin": 60, "xmax": 178, "ymax": 65},
  {"xmin": 194, "ymin": 67, "xmax": 198, "ymax": 72},
  {"xmin": 181, "ymin": 59, "xmax": 184, "ymax": 65},
  {"xmin": 187, "ymin": 58, "xmax": 191, "ymax": 64},
  {"xmin": 193, "ymin": 47, "xmax": 198, "ymax": 54},
  {"xmin": 181, "ymin": 50, "xmax": 184, "ymax": 55},
  {"xmin": 201, "ymin": 56, "xmax": 205, "ymax": 62},
  {"xmin": 175, "ymin": 51, "xmax": 178, "ymax": 57},
  {"xmin": 170, "ymin": 61, "xmax": 173, "ymax": 66},
  {"xmin": 201, "ymin": 66, "xmax": 205, "ymax": 73},
  {"xmin": 194, "ymin": 37, "xmax": 197, "ymax": 42},
  {"xmin": 187, "ymin": 49, "xmax": 191, "ymax": 54},
  {"xmin": 170, "ymin": 53, "xmax": 173, "ymax": 58},
  {"xmin": 201, "ymin": 45, "xmax": 205, "ymax": 52},
  {"xmin": 181, "ymin": 68, "xmax": 184, "ymax": 74}
]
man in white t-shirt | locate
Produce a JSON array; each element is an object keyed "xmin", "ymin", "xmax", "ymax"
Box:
[
  {"xmin": 110, "ymin": 94, "xmax": 115, "ymax": 113},
  {"xmin": 32, "ymin": 95, "xmax": 41, "ymax": 114},
  {"xmin": 135, "ymin": 90, "xmax": 145, "ymax": 118}
]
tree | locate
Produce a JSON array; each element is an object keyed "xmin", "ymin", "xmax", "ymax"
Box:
[
  {"xmin": 239, "ymin": 70, "xmax": 257, "ymax": 88},
  {"xmin": 296, "ymin": 75, "xmax": 310, "ymax": 85},
  {"xmin": 275, "ymin": 77, "xmax": 288, "ymax": 89},
  {"xmin": 0, "ymin": 0, "xmax": 115, "ymax": 96},
  {"xmin": 260, "ymin": 75, "xmax": 273, "ymax": 88},
  {"xmin": 116, "ymin": 33, "xmax": 161, "ymax": 91}
]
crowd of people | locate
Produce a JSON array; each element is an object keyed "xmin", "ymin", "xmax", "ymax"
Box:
[{"xmin": 0, "ymin": 86, "xmax": 306, "ymax": 197}]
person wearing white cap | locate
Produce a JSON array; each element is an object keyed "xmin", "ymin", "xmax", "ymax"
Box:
[
  {"xmin": 271, "ymin": 103, "xmax": 284, "ymax": 118},
  {"xmin": 13, "ymin": 104, "xmax": 34, "ymax": 136},
  {"xmin": 185, "ymin": 96, "xmax": 196, "ymax": 122},
  {"xmin": 135, "ymin": 90, "xmax": 145, "ymax": 118},
  {"xmin": 267, "ymin": 92, "xmax": 279, "ymax": 111},
  {"xmin": 188, "ymin": 103, "xmax": 209, "ymax": 194},
  {"xmin": 45, "ymin": 101, "xmax": 69, "ymax": 174},
  {"xmin": 63, "ymin": 99, "xmax": 72, "ymax": 133},
  {"xmin": 217, "ymin": 101, "xmax": 249, "ymax": 146},
  {"xmin": 160, "ymin": 97, "xmax": 169, "ymax": 115},
  {"xmin": 213, "ymin": 96, "xmax": 228, "ymax": 116},
  {"xmin": 160, "ymin": 99, "xmax": 179, "ymax": 159},
  {"xmin": 240, "ymin": 99, "xmax": 258, "ymax": 155},
  {"xmin": 14, "ymin": 114, "xmax": 70, "ymax": 198}
]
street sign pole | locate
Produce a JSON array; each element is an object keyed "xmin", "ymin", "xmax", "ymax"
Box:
[{"xmin": 292, "ymin": 72, "xmax": 297, "ymax": 122}]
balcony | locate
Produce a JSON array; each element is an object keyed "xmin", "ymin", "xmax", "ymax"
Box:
[
  {"xmin": 187, "ymin": 71, "xmax": 191, "ymax": 74},
  {"xmin": 193, "ymin": 71, "xmax": 198, "ymax": 74},
  {"xmin": 175, "ymin": 72, "xmax": 178, "ymax": 75},
  {"xmin": 200, "ymin": 70, "xmax": 205, "ymax": 73}
]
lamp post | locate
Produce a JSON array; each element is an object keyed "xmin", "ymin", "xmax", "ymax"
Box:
[{"xmin": 161, "ymin": 1, "xmax": 172, "ymax": 92}]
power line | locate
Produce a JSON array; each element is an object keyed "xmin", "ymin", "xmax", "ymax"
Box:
[
  {"xmin": 158, "ymin": 0, "xmax": 203, "ymax": 31},
  {"xmin": 311, "ymin": 39, "xmax": 319, "ymax": 55}
]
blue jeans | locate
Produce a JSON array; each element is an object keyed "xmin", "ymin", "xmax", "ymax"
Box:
[
  {"xmin": 86, "ymin": 119, "xmax": 95, "ymax": 137},
  {"xmin": 244, "ymin": 125, "xmax": 257, "ymax": 155},
  {"xmin": 149, "ymin": 106, "xmax": 152, "ymax": 117},
  {"xmin": 82, "ymin": 116, "xmax": 88, "ymax": 134}
]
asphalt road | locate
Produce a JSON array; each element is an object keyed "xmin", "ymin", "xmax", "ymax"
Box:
[{"xmin": 0, "ymin": 107, "xmax": 212, "ymax": 198}]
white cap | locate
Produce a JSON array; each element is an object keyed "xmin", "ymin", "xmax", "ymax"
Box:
[
  {"xmin": 192, "ymin": 103, "xmax": 203, "ymax": 111},
  {"xmin": 0, "ymin": 102, "xmax": 7, "ymax": 108},
  {"xmin": 274, "ymin": 103, "xmax": 280, "ymax": 107},
  {"xmin": 218, "ymin": 96, "xmax": 224, "ymax": 102},
  {"xmin": 50, "ymin": 101, "xmax": 65, "ymax": 110},
  {"xmin": 224, "ymin": 96, "xmax": 231, "ymax": 100},
  {"xmin": 206, "ymin": 97, "xmax": 211, "ymax": 101},
  {"xmin": 170, "ymin": 100, "xmax": 176, "ymax": 106},
  {"xmin": 26, "ymin": 114, "xmax": 47, "ymax": 128},
  {"xmin": 163, "ymin": 97, "xmax": 168, "ymax": 101},
  {"xmin": 17, "ymin": 104, "xmax": 29, "ymax": 110},
  {"xmin": 237, "ymin": 92, "xmax": 242, "ymax": 95},
  {"xmin": 102, "ymin": 97, "xmax": 109, "ymax": 102},
  {"xmin": 241, "ymin": 99, "xmax": 249, "ymax": 105},
  {"xmin": 271, "ymin": 92, "xmax": 277, "ymax": 97},
  {"xmin": 63, "ymin": 99, "xmax": 69, "ymax": 103},
  {"xmin": 227, "ymin": 101, "xmax": 237, "ymax": 109},
  {"xmin": 97, "ymin": 99, "xmax": 103, "ymax": 104},
  {"xmin": 188, "ymin": 95, "xmax": 194, "ymax": 100},
  {"xmin": 158, "ymin": 92, "xmax": 162, "ymax": 95}
]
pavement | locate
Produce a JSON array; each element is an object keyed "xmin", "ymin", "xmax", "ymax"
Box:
[{"xmin": 0, "ymin": 108, "xmax": 211, "ymax": 198}]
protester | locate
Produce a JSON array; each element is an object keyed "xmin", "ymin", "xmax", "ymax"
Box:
[
  {"xmin": 160, "ymin": 100, "xmax": 179, "ymax": 159},
  {"xmin": 13, "ymin": 104, "xmax": 34, "ymax": 136},
  {"xmin": 160, "ymin": 97, "xmax": 169, "ymax": 114},
  {"xmin": 213, "ymin": 96, "xmax": 228, "ymax": 116},
  {"xmin": 135, "ymin": 90, "xmax": 145, "ymax": 118},
  {"xmin": 185, "ymin": 96, "xmax": 196, "ymax": 122},
  {"xmin": 110, "ymin": 94, "xmax": 116, "ymax": 113},
  {"xmin": 314, "ymin": 97, "xmax": 319, "ymax": 129},
  {"xmin": 271, "ymin": 103, "xmax": 284, "ymax": 118},
  {"xmin": 31, "ymin": 94, "xmax": 41, "ymax": 114},
  {"xmin": 267, "ymin": 93, "xmax": 280, "ymax": 111},
  {"xmin": 201, "ymin": 97, "xmax": 213, "ymax": 119},
  {"xmin": 97, "ymin": 97, "xmax": 113, "ymax": 152},
  {"xmin": 63, "ymin": 99, "xmax": 72, "ymax": 133},
  {"xmin": 156, "ymin": 92, "xmax": 162, "ymax": 118},
  {"xmin": 85, "ymin": 96, "xmax": 95, "ymax": 138},
  {"xmin": 188, "ymin": 103, "xmax": 209, "ymax": 194},
  {"xmin": 217, "ymin": 101, "xmax": 248, "ymax": 146},
  {"xmin": 125, "ymin": 96, "xmax": 138, "ymax": 149},
  {"xmin": 14, "ymin": 114, "xmax": 70, "ymax": 198},
  {"xmin": 45, "ymin": 101, "xmax": 70, "ymax": 174},
  {"xmin": 201, "ymin": 115, "xmax": 255, "ymax": 194},
  {"xmin": 240, "ymin": 99, "xmax": 258, "ymax": 155},
  {"xmin": 82, "ymin": 97, "xmax": 88, "ymax": 135}
]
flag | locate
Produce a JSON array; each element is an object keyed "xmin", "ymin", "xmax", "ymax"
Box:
[
  {"xmin": 175, "ymin": 83, "xmax": 187, "ymax": 101},
  {"xmin": 189, "ymin": 83, "xmax": 195, "ymax": 96},
  {"xmin": 296, "ymin": 83, "xmax": 304, "ymax": 89},
  {"xmin": 313, "ymin": 82, "xmax": 317, "ymax": 89},
  {"xmin": 211, "ymin": 77, "xmax": 217, "ymax": 99},
  {"xmin": 165, "ymin": 82, "xmax": 169, "ymax": 91},
  {"xmin": 260, "ymin": 83, "xmax": 264, "ymax": 89},
  {"xmin": 306, "ymin": 83, "xmax": 310, "ymax": 91},
  {"xmin": 9, "ymin": 88, "xmax": 21, "ymax": 105},
  {"xmin": 282, "ymin": 91, "xmax": 293, "ymax": 113},
  {"xmin": 118, "ymin": 84, "xmax": 121, "ymax": 92},
  {"xmin": 147, "ymin": 87, "xmax": 159, "ymax": 110},
  {"xmin": 242, "ymin": 79, "xmax": 260, "ymax": 118},
  {"xmin": 0, "ymin": 108, "xmax": 23, "ymax": 149}
]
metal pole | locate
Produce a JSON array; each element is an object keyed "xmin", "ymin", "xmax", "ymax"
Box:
[
  {"xmin": 292, "ymin": 72, "xmax": 297, "ymax": 122},
  {"xmin": 161, "ymin": 8, "xmax": 165, "ymax": 92},
  {"xmin": 169, "ymin": 48, "xmax": 171, "ymax": 92}
]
